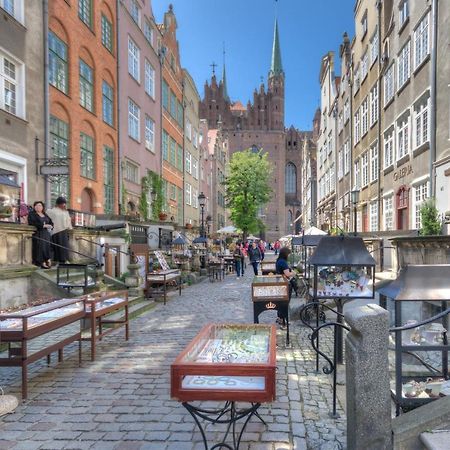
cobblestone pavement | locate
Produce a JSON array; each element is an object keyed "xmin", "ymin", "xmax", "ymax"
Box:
[{"xmin": 0, "ymin": 263, "xmax": 346, "ymax": 450}]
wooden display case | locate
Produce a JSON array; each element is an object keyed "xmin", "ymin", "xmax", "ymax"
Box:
[
  {"xmin": 260, "ymin": 260, "xmax": 277, "ymax": 275},
  {"xmin": 146, "ymin": 269, "xmax": 181, "ymax": 304},
  {"xmin": 171, "ymin": 323, "xmax": 276, "ymax": 402},
  {"xmin": 81, "ymin": 290, "xmax": 129, "ymax": 361},
  {"xmin": 0, "ymin": 298, "xmax": 85, "ymax": 399},
  {"xmin": 251, "ymin": 275, "xmax": 289, "ymax": 302}
]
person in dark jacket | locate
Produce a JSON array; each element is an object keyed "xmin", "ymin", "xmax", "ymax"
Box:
[
  {"xmin": 248, "ymin": 241, "xmax": 262, "ymax": 275},
  {"xmin": 275, "ymin": 247, "xmax": 297, "ymax": 326},
  {"xmin": 233, "ymin": 241, "xmax": 242, "ymax": 278},
  {"xmin": 28, "ymin": 201, "xmax": 53, "ymax": 268}
]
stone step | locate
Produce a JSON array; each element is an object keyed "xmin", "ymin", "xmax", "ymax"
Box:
[{"xmin": 420, "ymin": 430, "xmax": 450, "ymax": 450}]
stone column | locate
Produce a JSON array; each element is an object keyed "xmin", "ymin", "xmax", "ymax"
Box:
[{"xmin": 345, "ymin": 304, "xmax": 392, "ymax": 450}]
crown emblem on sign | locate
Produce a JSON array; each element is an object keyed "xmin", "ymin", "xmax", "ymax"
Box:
[{"xmin": 265, "ymin": 302, "xmax": 276, "ymax": 309}]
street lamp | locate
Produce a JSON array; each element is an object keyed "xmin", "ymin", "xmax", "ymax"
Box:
[
  {"xmin": 198, "ymin": 192, "xmax": 207, "ymax": 237},
  {"xmin": 351, "ymin": 187, "xmax": 360, "ymax": 235}
]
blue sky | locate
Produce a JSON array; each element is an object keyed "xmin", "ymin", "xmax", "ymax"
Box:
[{"xmin": 153, "ymin": 0, "xmax": 355, "ymax": 130}]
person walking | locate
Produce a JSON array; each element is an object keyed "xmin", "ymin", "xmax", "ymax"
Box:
[
  {"xmin": 28, "ymin": 201, "xmax": 53, "ymax": 269},
  {"xmin": 240, "ymin": 242, "xmax": 246, "ymax": 277},
  {"xmin": 248, "ymin": 241, "xmax": 262, "ymax": 275},
  {"xmin": 47, "ymin": 197, "xmax": 72, "ymax": 263},
  {"xmin": 233, "ymin": 241, "xmax": 242, "ymax": 279},
  {"xmin": 274, "ymin": 240, "xmax": 281, "ymax": 255},
  {"xmin": 258, "ymin": 240, "xmax": 265, "ymax": 261}
]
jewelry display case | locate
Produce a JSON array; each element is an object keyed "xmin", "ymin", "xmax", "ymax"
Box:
[
  {"xmin": 81, "ymin": 290, "xmax": 129, "ymax": 361},
  {"xmin": 171, "ymin": 323, "xmax": 276, "ymax": 402},
  {"xmin": 146, "ymin": 269, "xmax": 181, "ymax": 305},
  {"xmin": 251, "ymin": 275, "xmax": 289, "ymax": 301},
  {"xmin": 260, "ymin": 260, "xmax": 277, "ymax": 275},
  {"xmin": 0, "ymin": 298, "xmax": 85, "ymax": 399}
]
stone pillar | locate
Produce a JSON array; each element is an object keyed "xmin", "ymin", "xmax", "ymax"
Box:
[{"xmin": 345, "ymin": 304, "xmax": 392, "ymax": 450}]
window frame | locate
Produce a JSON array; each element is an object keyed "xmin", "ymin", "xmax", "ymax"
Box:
[
  {"xmin": 80, "ymin": 132, "xmax": 95, "ymax": 180},
  {"xmin": 102, "ymin": 80, "xmax": 114, "ymax": 127},
  {"xmin": 145, "ymin": 115, "xmax": 155, "ymax": 152},
  {"xmin": 79, "ymin": 59, "xmax": 94, "ymax": 112},
  {"xmin": 128, "ymin": 36, "xmax": 140, "ymax": 82},
  {"xmin": 78, "ymin": 0, "xmax": 93, "ymax": 29},
  {"xmin": 144, "ymin": 59, "xmax": 155, "ymax": 99},
  {"xmin": 101, "ymin": 14, "xmax": 113, "ymax": 53},
  {"xmin": 128, "ymin": 98, "xmax": 140, "ymax": 141},
  {"xmin": 48, "ymin": 31, "xmax": 68, "ymax": 94}
]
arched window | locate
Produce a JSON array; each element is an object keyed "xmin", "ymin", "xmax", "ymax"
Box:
[
  {"xmin": 285, "ymin": 162, "xmax": 297, "ymax": 194},
  {"xmin": 287, "ymin": 210, "xmax": 293, "ymax": 234}
]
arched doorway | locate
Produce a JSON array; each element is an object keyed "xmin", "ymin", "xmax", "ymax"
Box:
[
  {"xmin": 81, "ymin": 188, "xmax": 94, "ymax": 212},
  {"xmin": 396, "ymin": 186, "xmax": 409, "ymax": 230}
]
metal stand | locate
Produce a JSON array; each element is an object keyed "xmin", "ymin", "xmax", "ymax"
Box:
[{"xmin": 182, "ymin": 401, "xmax": 266, "ymax": 450}]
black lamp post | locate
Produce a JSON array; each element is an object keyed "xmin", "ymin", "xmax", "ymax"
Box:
[
  {"xmin": 198, "ymin": 192, "xmax": 206, "ymax": 237},
  {"xmin": 351, "ymin": 188, "xmax": 360, "ymax": 235}
]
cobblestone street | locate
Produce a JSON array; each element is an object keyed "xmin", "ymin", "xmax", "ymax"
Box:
[{"xmin": 0, "ymin": 266, "xmax": 346, "ymax": 450}]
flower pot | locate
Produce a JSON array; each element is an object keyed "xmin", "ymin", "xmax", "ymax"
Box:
[{"xmin": 159, "ymin": 213, "xmax": 167, "ymax": 221}]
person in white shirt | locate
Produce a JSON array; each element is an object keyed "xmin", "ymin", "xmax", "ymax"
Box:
[{"xmin": 46, "ymin": 197, "xmax": 72, "ymax": 263}]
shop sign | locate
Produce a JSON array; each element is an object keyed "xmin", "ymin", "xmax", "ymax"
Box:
[{"xmin": 393, "ymin": 165, "xmax": 413, "ymax": 181}]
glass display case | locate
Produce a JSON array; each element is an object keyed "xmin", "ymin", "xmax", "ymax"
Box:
[
  {"xmin": 252, "ymin": 275, "xmax": 289, "ymax": 301},
  {"xmin": 146, "ymin": 269, "xmax": 181, "ymax": 304},
  {"xmin": 377, "ymin": 265, "xmax": 450, "ymax": 414},
  {"xmin": 81, "ymin": 290, "xmax": 129, "ymax": 361},
  {"xmin": 260, "ymin": 260, "xmax": 277, "ymax": 275},
  {"xmin": 171, "ymin": 323, "xmax": 276, "ymax": 402},
  {"xmin": 0, "ymin": 298, "xmax": 85, "ymax": 399}
]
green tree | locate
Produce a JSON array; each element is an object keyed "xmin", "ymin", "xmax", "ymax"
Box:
[
  {"xmin": 419, "ymin": 199, "xmax": 442, "ymax": 235},
  {"xmin": 225, "ymin": 148, "xmax": 272, "ymax": 240}
]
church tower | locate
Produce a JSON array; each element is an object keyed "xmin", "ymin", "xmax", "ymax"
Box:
[{"xmin": 267, "ymin": 18, "xmax": 285, "ymax": 131}]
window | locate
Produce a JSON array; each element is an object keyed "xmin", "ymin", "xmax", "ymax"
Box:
[
  {"xmin": 414, "ymin": 181, "xmax": 428, "ymax": 229},
  {"xmin": 125, "ymin": 160, "xmax": 139, "ymax": 184},
  {"xmin": 170, "ymin": 183, "xmax": 176, "ymax": 200},
  {"xmin": 162, "ymin": 130, "xmax": 168, "ymax": 161},
  {"xmin": 369, "ymin": 83, "xmax": 378, "ymax": 127},
  {"xmin": 80, "ymin": 132, "xmax": 94, "ymax": 179},
  {"xmin": 398, "ymin": 41, "xmax": 410, "ymax": 88},
  {"xmin": 50, "ymin": 116, "xmax": 69, "ymax": 204},
  {"xmin": 78, "ymin": 0, "xmax": 92, "ymax": 28},
  {"xmin": 399, "ymin": 0, "xmax": 409, "ymax": 27},
  {"xmin": 79, "ymin": 59, "xmax": 93, "ymax": 112},
  {"xmin": 361, "ymin": 51, "xmax": 368, "ymax": 81},
  {"xmin": 361, "ymin": 98, "xmax": 369, "ymax": 136},
  {"xmin": 344, "ymin": 140, "xmax": 350, "ymax": 175},
  {"xmin": 185, "ymin": 151, "xmax": 191, "ymax": 174},
  {"xmin": 103, "ymin": 146, "xmax": 114, "ymax": 214},
  {"xmin": 185, "ymin": 120, "xmax": 192, "ymax": 141},
  {"xmin": 362, "ymin": 152, "xmax": 369, "ymax": 187},
  {"xmin": 414, "ymin": 95, "xmax": 429, "ymax": 148},
  {"xmin": 361, "ymin": 12, "xmax": 368, "ymax": 37},
  {"xmin": 162, "ymin": 80, "xmax": 169, "ymax": 110},
  {"xmin": 1, "ymin": 0, "xmax": 14, "ymax": 16},
  {"xmin": 169, "ymin": 138, "xmax": 176, "ymax": 166},
  {"xmin": 344, "ymin": 99, "xmax": 350, "ymax": 123},
  {"xmin": 100, "ymin": 15, "xmax": 113, "ymax": 53},
  {"xmin": 193, "ymin": 130, "xmax": 199, "ymax": 148},
  {"xmin": 0, "ymin": 51, "xmax": 23, "ymax": 117},
  {"xmin": 354, "ymin": 65, "xmax": 360, "ymax": 93},
  {"xmin": 338, "ymin": 148, "xmax": 343, "ymax": 179},
  {"xmin": 128, "ymin": 99, "xmax": 140, "ymax": 141},
  {"xmin": 384, "ymin": 196, "xmax": 393, "ymax": 230},
  {"xmin": 285, "ymin": 163, "xmax": 297, "ymax": 194},
  {"xmin": 397, "ymin": 114, "xmax": 409, "ymax": 159},
  {"xmin": 338, "ymin": 112, "xmax": 343, "ymax": 133},
  {"xmin": 384, "ymin": 128, "xmax": 394, "ymax": 168},
  {"xmin": 128, "ymin": 37, "xmax": 140, "ymax": 82},
  {"xmin": 102, "ymin": 81, "xmax": 114, "ymax": 126},
  {"xmin": 384, "ymin": 63, "xmax": 395, "ymax": 105},
  {"xmin": 370, "ymin": 202, "xmax": 378, "ymax": 231},
  {"xmin": 354, "ymin": 109, "xmax": 360, "ymax": 143},
  {"xmin": 177, "ymin": 145, "xmax": 183, "ymax": 171},
  {"xmin": 370, "ymin": 144, "xmax": 378, "ymax": 182},
  {"xmin": 144, "ymin": 19, "xmax": 153, "ymax": 46},
  {"xmin": 130, "ymin": 0, "xmax": 141, "ymax": 27},
  {"xmin": 185, "ymin": 182, "xmax": 192, "ymax": 206},
  {"xmin": 192, "ymin": 157, "xmax": 198, "ymax": 179},
  {"xmin": 370, "ymin": 27, "xmax": 379, "ymax": 65},
  {"xmin": 48, "ymin": 31, "xmax": 68, "ymax": 94},
  {"xmin": 192, "ymin": 188, "xmax": 198, "ymax": 208},
  {"xmin": 414, "ymin": 13, "xmax": 429, "ymax": 69},
  {"xmin": 144, "ymin": 60, "xmax": 155, "ymax": 98},
  {"xmin": 145, "ymin": 116, "xmax": 154, "ymax": 152},
  {"xmin": 169, "ymin": 90, "xmax": 176, "ymax": 118},
  {"xmin": 328, "ymin": 131, "xmax": 333, "ymax": 155},
  {"xmin": 177, "ymin": 101, "xmax": 183, "ymax": 127}
]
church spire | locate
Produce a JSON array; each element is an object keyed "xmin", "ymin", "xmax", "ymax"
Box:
[
  {"xmin": 269, "ymin": 18, "xmax": 283, "ymax": 77},
  {"xmin": 222, "ymin": 45, "xmax": 230, "ymax": 102}
]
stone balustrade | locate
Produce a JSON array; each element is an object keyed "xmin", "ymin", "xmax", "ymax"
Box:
[{"xmin": 0, "ymin": 221, "xmax": 34, "ymax": 268}]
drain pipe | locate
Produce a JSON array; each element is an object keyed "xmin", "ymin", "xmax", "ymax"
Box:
[
  {"xmin": 43, "ymin": 0, "xmax": 50, "ymax": 205},
  {"xmin": 116, "ymin": 0, "xmax": 122, "ymax": 213},
  {"xmin": 429, "ymin": 0, "xmax": 438, "ymax": 197}
]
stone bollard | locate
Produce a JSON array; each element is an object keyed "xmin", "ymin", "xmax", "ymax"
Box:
[{"xmin": 345, "ymin": 304, "xmax": 392, "ymax": 450}]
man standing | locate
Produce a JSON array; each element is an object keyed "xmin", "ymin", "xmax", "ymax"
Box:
[
  {"xmin": 248, "ymin": 241, "xmax": 262, "ymax": 276},
  {"xmin": 47, "ymin": 197, "xmax": 72, "ymax": 263}
]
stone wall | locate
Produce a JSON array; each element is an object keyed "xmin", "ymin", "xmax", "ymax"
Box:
[{"xmin": 0, "ymin": 222, "xmax": 34, "ymax": 267}]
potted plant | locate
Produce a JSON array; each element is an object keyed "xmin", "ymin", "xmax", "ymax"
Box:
[
  {"xmin": 158, "ymin": 212, "xmax": 167, "ymax": 221},
  {"xmin": 185, "ymin": 223, "xmax": 193, "ymax": 229}
]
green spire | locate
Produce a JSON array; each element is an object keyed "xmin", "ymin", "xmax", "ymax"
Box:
[
  {"xmin": 269, "ymin": 18, "xmax": 283, "ymax": 77},
  {"xmin": 222, "ymin": 63, "xmax": 230, "ymax": 102}
]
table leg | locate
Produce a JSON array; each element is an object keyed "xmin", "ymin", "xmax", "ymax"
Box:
[
  {"xmin": 91, "ymin": 309, "xmax": 96, "ymax": 362},
  {"xmin": 125, "ymin": 304, "xmax": 129, "ymax": 341}
]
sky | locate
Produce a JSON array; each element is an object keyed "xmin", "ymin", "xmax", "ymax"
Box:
[{"xmin": 152, "ymin": 0, "xmax": 355, "ymax": 130}]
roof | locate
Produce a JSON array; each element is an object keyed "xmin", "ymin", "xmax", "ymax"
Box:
[
  {"xmin": 292, "ymin": 235, "xmax": 324, "ymax": 247},
  {"xmin": 269, "ymin": 18, "xmax": 283, "ymax": 77},
  {"xmin": 230, "ymin": 101, "xmax": 246, "ymax": 111},
  {"xmin": 308, "ymin": 236, "xmax": 376, "ymax": 266},
  {"xmin": 377, "ymin": 265, "xmax": 450, "ymax": 301}
]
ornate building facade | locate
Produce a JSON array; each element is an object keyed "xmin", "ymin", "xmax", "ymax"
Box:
[{"xmin": 199, "ymin": 19, "xmax": 312, "ymax": 241}]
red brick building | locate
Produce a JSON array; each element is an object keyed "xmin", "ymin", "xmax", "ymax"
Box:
[{"xmin": 48, "ymin": 0, "xmax": 118, "ymax": 213}]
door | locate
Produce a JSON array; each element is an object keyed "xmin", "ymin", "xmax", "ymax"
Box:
[{"xmin": 396, "ymin": 186, "xmax": 409, "ymax": 230}]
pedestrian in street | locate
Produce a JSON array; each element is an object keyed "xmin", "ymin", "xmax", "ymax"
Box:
[
  {"xmin": 28, "ymin": 201, "xmax": 53, "ymax": 269},
  {"xmin": 47, "ymin": 197, "xmax": 72, "ymax": 264},
  {"xmin": 276, "ymin": 247, "xmax": 297, "ymax": 326},
  {"xmin": 274, "ymin": 240, "xmax": 281, "ymax": 255},
  {"xmin": 248, "ymin": 241, "xmax": 262, "ymax": 275},
  {"xmin": 233, "ymin": 241, "xmax": 242, "ymax": 279},
  {"xmin": 259, "ymin": 240, "xmax": 265, "ymax": 261}
]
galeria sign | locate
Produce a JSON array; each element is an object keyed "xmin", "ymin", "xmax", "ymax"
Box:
[{"xmin": 393, "ymin": 164, "xmax": 413, "ymax": 181}]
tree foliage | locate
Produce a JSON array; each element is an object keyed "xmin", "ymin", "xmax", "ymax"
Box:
[
  {"xmin": 419, "ymin": 199, "xmax": 442, "ymax": 235},
  {"xmin": 225, "ymin": 149, "xmax": 272, "ymax": 238}
]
